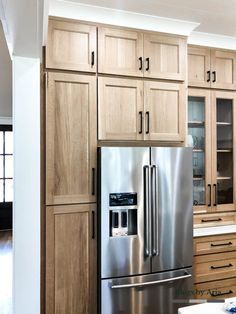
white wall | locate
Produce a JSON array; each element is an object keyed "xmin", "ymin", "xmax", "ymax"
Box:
[{"xmin": 13, "ymin": 56, "xmax": 40, "ymax": 314}]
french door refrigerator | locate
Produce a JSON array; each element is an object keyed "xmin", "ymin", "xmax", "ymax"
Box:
[{"xmin": 98, "ymin": 147, "xmax": 193, "ymax": 314}]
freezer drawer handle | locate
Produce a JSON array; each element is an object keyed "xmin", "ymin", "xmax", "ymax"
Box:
[
  {"xmin": 110, "ymin": 273, "xmax": 192, "ymax": 289},
  {"xmin": 210, "ymin": 289, "xmax": 233, "ymax": 297},
  {"xmin": 210, "ymin": 263, "xmax": 233, "ymax": 270},
  {"xmin": 210, "ymin": 241, "xmax": 232, "ymax": 247}
]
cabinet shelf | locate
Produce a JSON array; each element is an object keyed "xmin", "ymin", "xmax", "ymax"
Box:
[
  {"xmin": 216, "ymin": 122, "xmax": 232, "ymax": 126},
  {"xmin": 193, "ymin": 149, "xmax": 204, "ymax": 152},
  {"xmin": 217, "ymin": 149, "xmax": 232, "ymax": 153},
  {"xmin": 193, "ymin": 177, "xmax": 205, "ymax": 181},
  {"xmin": 188, "ymin": 121, "xmax": 205, "ymax": 128},
  {"xmin": 217, "ymin": 177, "xmax": 232, "ymax": 180}
]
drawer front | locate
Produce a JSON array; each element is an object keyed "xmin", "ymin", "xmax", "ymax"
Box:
[
  {"xmin": 194, "ymin": 213, "xmax": 236, "ymax": 228},
  {"xmin": 195, "ymin": 278, "xmax": 236, "ymax": 300},
  {"xmin": 194, "ymin": 233, "xmax": 236, "ymax": 256},
  {"xmin": 195, "ymin": 251, "xmax": 236, "ymax": 283}
]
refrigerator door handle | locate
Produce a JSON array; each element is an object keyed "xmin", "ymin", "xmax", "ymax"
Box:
[
  {"xmin": 151, "ymin": 165, "xmax": 158, "ymax": 256},
  {"xmin": 144, "ymin": 165, "xmax": 151, "ymax": 257},
  {"xmin": 110, "ymin": 273, "xmax": 192, "ymax": 289}
]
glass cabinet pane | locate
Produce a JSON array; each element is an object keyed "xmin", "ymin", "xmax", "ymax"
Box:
[
  {"xmin": 188, "ymin": 96, "xmax": 206, "ymax": 207},
  {"xmin": 216, "ymin": 98, "xmax": 233, "ymax": 204}
]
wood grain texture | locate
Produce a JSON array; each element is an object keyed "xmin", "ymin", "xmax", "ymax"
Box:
[
  {"xmin": 0, "ymin": 231, "xmax": 12, "ymax": 314},
  {"xmin": 144, "ymin": 33, "xmax": 187, "ymax": 81},
  {"xmin": 188, "ymin": 46, "xmax": 211, "ymax": 88},
  {"xmin": 144, "ymin": 81, "xmax": 186, "ymax": 142},
  {"xmin": 46, "ymin": 72, "xmax": 97, "ymax": 205},
  {"xmin": 194, "ymin": 212, "xmax": 236, "ymax": 228},
  {"xmin": 195, "ymin": 278, "xmax": 236, "ymax": 299},
  {"xmin": 98, "ymin": 76, "xmax": 143, "ymax": 140},
  {"xmin": 46, "ymin": 18, "xmax": 97, "ymax": 72},
  {"xmin": 98, "ymin": 27, "xmax": 143, "ymax": 77},
  {"xmin": 45, "ymin": 204, "xmax": 96, "ymax": 314}
]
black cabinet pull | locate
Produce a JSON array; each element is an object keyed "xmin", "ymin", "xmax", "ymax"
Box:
[
  {"xmin": 210, "ymin": 263, "xmax": 232, "ymax": 270},
  {"xmin": 138, "ymin": 57, "xmax": 143, "ymax": 70},
  {"xmin": 208, "ymin": 184, "xmax": 211, "ymax": 207},
  {"xmin": 210, "ymin": 289, "xmax": 233, "ymax": 297},
  {"xmin": 91, "ymin": 51, "xmax": 95, "ymax": 66},
  {"xmin": 92, "ymin": 211, "xmax": 95, "ymax": 239},
  {"xmin": 211, "ymin": 241, "xmax": 232, "ymax": 247},
  {"xmin": 92, "ymin": 168, "xmax": 95, "ymax": 195},
  {"xmin": 139, "ymin": 111, "xmax": 143, "ymax": 134},
  {"xmin": 146, "ymin": 57, "xmax": 150, "ymax": 71},
  {"xmin": 212, "ymin": 71, "xmax": 216, "ymax": 82},
  {"xmin": 207, "ymin": 70, "xmax": 211, "ymax": 82},
  {"xmin": 145, "ymin": 111, "xmax": 150, "ymax": 134},
  {"xmin": 201, "ymin": 218, "xmax": 222, "ymax": 223},
  {"xmin": 213, "ymin": 183, "xmax": 217, "ymax": 206}
]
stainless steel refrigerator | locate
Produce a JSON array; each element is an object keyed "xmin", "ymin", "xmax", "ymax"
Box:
[{"xmin": 98, "ymin": 147, "xmax": 193, "ymax": 314}]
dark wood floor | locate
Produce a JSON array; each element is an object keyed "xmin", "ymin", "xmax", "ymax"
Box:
[{"xmin": 0, "ymin": 231, "xmax": 12, "ymax": 314}]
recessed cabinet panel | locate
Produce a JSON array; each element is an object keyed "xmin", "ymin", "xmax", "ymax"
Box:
[
  {"xmin": 98, "ymin": 77, "xmax": 143, "ymax": 140},
  {"xmin": 46, "ymin": 19, "xmax": 97, "ymax": 72},
  {"xmin": 144, "ymin": 34, "xmax": 186, "ymax": 80},
  {"xmin": 145, "ymin": 81, "xmax": 185, "ymax": 141},
  {"xmin": 46, "ymin": 73, "xmax": 97, "ymax": 205},
  {"xmin": 46, "ymin": 204, "xmax": 96, "ymax": 314},
  {"xmin": 98, "ymin": 27, "xmax": 143, "ymax": 77}
]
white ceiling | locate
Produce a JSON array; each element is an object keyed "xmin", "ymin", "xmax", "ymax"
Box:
[{"xmin": 66, "ymin": 0, "xmax": 236, "ymax": 37}]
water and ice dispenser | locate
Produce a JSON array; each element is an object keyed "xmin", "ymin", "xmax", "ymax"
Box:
[{"xmin": 109, "ymin": 193, "xmax": 137, "ymax": 237}]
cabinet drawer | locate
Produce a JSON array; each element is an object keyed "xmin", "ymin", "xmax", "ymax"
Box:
[
  {"xmin": 194, "ymin": 278, "xmax": 236, "ymax": 300},
  {"xmin": 194, "ymin": 212, "xmax": 236, "ymax": 228},
  {"xmin": 195, "ymin": 251, "xmax": 236, "ymax": 283},
  {"xmin": 194, "ymin": 233, "xmax": 236, "ymax": 256}
]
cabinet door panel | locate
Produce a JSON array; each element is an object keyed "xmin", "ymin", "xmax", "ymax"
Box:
[
  {"xmin": 46, "ymin": 19, "xmax": 97, "ymax": 72},
  {"xmin": 98, "ymin": 27, "xmax": 143, "ymax": 77},
  {"xmin": 46, "ymin": 204, "xmax": 96, "ymax": 314},
  {"xmin": 98, "ymin": 77, "xmax": 143, "ymax": 140},
  {"xmin": 46, "ymin": 73, "xmax": 96, "ymax": 205},
  {"xmin": 211, "ymin": 50, "xmax": 236, "ymax": 90},
  {"xmin": 144, "ymin": 34, "xmax": 186, "ymax": 80},
  {"xmin": 144, "ymin": 81, "xmax": 185, "ymax": 142},
  {"xmin": 188, "ymin": 46, "xmax": 211, "ymax": 88}
]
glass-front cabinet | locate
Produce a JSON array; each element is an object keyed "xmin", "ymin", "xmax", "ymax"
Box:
[{"xmin": 188, "ymin": 89, "xmax": 236, "ymax": 214}]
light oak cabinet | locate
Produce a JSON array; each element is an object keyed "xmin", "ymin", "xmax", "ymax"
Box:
[
  {"xmin": 46, "ymin": 18, "xmax": 97, "ymax": 72},
  {"xmin": 98, "ymin": 26, "xmax": 187, "ymax": 81},
  {"xmin": 46, "ymin": 204, "xmax": 96, "ymax": 314},
  {"xmin": 194, "ymin": 234, "xmax": 236, "ymax": 300},
  {"xmin": 188, "ymin": 46, "xmax": 236, "ymax": 90},
  {"xmin": 46, "ymin": 72, "xmax": 97, "ymax": 205},
  {"xmin": 188, "ymin": 89, "xmax": 236, "ymax": 226},
  {"xmin": 98, "ymin": 76, "xmax": 186, "ymax": 142}
]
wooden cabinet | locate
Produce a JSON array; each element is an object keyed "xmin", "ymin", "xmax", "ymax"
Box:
[
  {"xmin": 188, "ymin": 46, "xmax": 236, "ymax": 90},
  {"xmin": 188, "ymin": 89, "xmax": 236, "ymax": 224},
  {"xmin": 46, "ymin": 204, "xmax": 96, "ymax": 314},
  {"xmin": 98, "ymin": 76, "xmax": 186, "ymax": 142},
  {"xmin": 98, "ymin": 26, "xmax": 187, "ymax": 80},
  {"xmin": 46, "ymin": 72, "xmax": 97, "ymax": 205},
  {"xmin": 46, "ymin": 18, "xmax": 97, "ymax": 72},
  {"xmin": 194, "ymin": 234, "xmax": 236, "ymax": 300}
]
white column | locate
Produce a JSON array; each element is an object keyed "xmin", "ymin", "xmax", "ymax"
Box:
[{"xmin": 12, "ymin": 56, "xmax": 40, "ymax": 314}]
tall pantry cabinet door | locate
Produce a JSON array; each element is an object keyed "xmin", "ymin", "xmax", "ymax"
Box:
[
  {"xmin": 144, "ymin": 81, "xmax": 186, "ymax": 142},
  {"xmin": 143, "ymin": 33, "xmax": 187, "ymax": 81},
  {"xmin": 98, "ymin": 77, "xmax": 143, "ymax": 140},
  {"xmin": 188, "ymin": 46, "xmax": 211, "ymax": 88},
  {"xmin": 98, "ymin": 27, "xmax": 143, "ymax": 77},
  {"xmin": 46, "ymin": 19, "xmax": 97, "ymax": 72},
  {"xmin": 211, "ymin": 50, "xmax": 236, "ymax": 90},
  {"xmin": 46, "ymin": 204, "xmax": 97, "ymax": 314},
  {"xmin": 46, "ymin": 73, "xmax": 97, "ymax": 205}
]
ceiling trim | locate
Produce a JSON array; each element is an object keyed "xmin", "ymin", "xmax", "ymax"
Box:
[
  {"xmin": 188, "ymin": 31, "xmax": 236, "ymax": 50},
  {"xmin": 49, "ymin": 0, "xmax": 199, "ymax": 36}
]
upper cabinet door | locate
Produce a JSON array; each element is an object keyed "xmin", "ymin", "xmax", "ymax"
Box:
[
  {"xmin": 46, "ymin": 19, "xmax": 97, "ymax": 72},
  {"xmin": 143, "ymin": 34, "xmax": 187, "ymax": 81},
  {"xmin": 98, "ymin": 77, "xmax": 143, "ymax": 140},
  {"xmin": 188, "ymin": 46, "xmax": 211, "ymax": 88},
  {"xmin": 211, "ymin": 50, "xmax": 236, "ymax": 90},
  {"xmin": 46, "ymin": 72, "xmax": 97, "ymax": 205},
  {"xmin": 98, "ymin": 27, "xmax": 143, "ymax": 77},
  {"xmin": 144, "ymin": 81, "xmax": 186, "ymax": 142}
]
